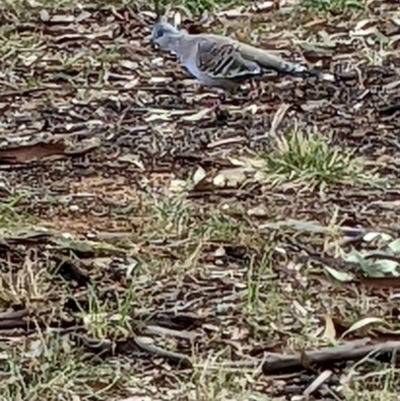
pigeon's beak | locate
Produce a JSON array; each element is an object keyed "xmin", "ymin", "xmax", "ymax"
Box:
[
  {"xmin": 150, "ymin": 39, "xmax": 157, "ymax": 48},
  {"xmin": 144, "ymin": 33, "xmax": 152, "ymax": 42},
  {"xmin": 144, "ymin": 33, "xmax": 158, "ymax": 49},
  {"xmin": 149, "ymin": 35, "xmax": 160, "ymax": 49}
]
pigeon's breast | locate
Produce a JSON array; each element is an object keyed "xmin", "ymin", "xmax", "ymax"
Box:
[{"xmin": 183, "ymin": 57, "xmax": 203, "ymax": 80}]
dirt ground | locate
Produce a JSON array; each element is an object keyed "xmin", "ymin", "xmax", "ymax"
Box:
[{"xmin": 1, "ymin": 0, "xmax": 400, "ymax": 400}]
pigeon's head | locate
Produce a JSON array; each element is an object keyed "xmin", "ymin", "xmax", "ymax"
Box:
[{"xmin": 151, "ymin": 21, "xmax": 181, "ymax": 48}]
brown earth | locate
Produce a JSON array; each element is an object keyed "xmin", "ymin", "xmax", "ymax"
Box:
[{"xmin": 1, "ymin": 1, "xmax": 400, "ymax": 400}]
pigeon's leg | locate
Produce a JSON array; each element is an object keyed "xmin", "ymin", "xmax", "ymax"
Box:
[
  {"xmin": 199, "ymin": 92, "xmax": 226, "ymax": 109},
  {"xmin": 248, "ymin": 79, "xmax": 261, "ymax": 100},
  {"xmin": 192, "ymin": 84, "xmax": 225, "ymax": 108}
]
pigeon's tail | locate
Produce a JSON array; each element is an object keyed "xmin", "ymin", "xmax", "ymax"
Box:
[{"xmin": 239, "ymin": 43, "xmax": 321, "ymax": 78}]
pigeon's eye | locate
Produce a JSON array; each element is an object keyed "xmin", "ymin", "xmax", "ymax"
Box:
[
  {"xmin": 156, "ymin": 29, "xmax": 164, "ymax": 38},
  {"xmin": 152, "ymin": 27, "xmax": 164, "ymax": 40}
]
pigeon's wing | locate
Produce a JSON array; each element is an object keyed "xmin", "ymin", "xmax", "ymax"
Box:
[{"xmin": 195, "ymin": 37, "xmax": 263, "ymax": 82}]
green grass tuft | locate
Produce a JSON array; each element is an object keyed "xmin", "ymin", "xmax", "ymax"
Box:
[
  {"xmin": 174, "ymin": 0, "xmax": 237, "ymax": 14},
  {"xmin": 261, "ymin": 128, "xmax": 379, "ymax": 189},
  {"xmin": 299, "ymin": 0, "xmax": 365, "ymax": 12}
]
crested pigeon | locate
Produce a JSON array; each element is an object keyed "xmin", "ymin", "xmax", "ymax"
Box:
[{"xmin": 150, "ymin": 21, "xmax": 324, "ymax": 105}]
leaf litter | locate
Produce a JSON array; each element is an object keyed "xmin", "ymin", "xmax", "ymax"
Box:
[{"xmin": 2, "ymin": 0, "xmax": 400, "ymax": 400}]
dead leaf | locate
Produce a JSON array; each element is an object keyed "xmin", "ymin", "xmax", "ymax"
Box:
[
  {"xmin": 247, "ymin": 205, "xmax": 268, "ymax": 217},
  {"xmin": 181, "ymin": 108, "xmax": 214, "ymax": 122},
  {"xmin": 76, "ymin": 11, "xmax": 91, "ymax": 22},
  {"xmin": 353, "ymin": 19, "xmax": 375, "ymax": 32},
  {"xmin": 270, "ymin": 103, "xmax": 291, "ymax": 135},
  {"xmin": 148, "ymin": 76, "xmax": 173, "ymax": 84},
  {"xmin": 322, "ymin": 314, "xmax": 336, "ymax": 341},
  {"xmin": 351, "ymin": 26, "xmax": 376, "ymax": 37},
  {"xmin": 169, "ymin": 179, "xmax": 187, "ymax": 193},
  {"xmin": 324, "ymin": 265, "xmax": 354, "ymax": 282},
  {"xmin": 173, "ymin": 10, "xmax": 182, "ymax": 27},
  {"xmin": 144, "ymin": 111, "xmax": 171, "ymax": 122},
  {"xmin": 49, "ymin": 15, "xmax": 75, "ymax": 23},
  {"xmin": 341, "ymin": 317, "xmax": 388, "ymax": 338},
  {"xmin": 303, "ymin": 370, "xmax": 333, "ymax": 397},
  {"xmin": 217, "ymin": 6, "xmax": 245, "ymax": 18},
  {"xmin": 192, "ymin": 166, "xmax": 207, "ymax": 186},
  {"xmin": 39, "ymin": 9, "xmax": 50, "ymax": 21},
  {"xmin": 363, "ymin": 231, "xmax": 390, "ymax": 242},
  {"xmin": 0, "ymin": 141, "xmax": 67, "ymax": 164},
  {"xmin": 388, "ymin": 238, "xmax": 400, "ymax": 252},
  {"xmin": 250, "ymin": 1, "xmax": 275, "ymax": 12},
  {"xmin": 213, "ymin": 168, "xmax": 247, "ymax": 188},
  {"xmin": 119, "ymin": 60, "xmax": 139, "ymax": 71},
  {"xmin": 118, "ymin": 154, "xmax": 145, "ymax": 170}
]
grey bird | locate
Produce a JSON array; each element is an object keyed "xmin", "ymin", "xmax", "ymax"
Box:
[{"xmin": 150, "ymin": 21, "xmax": 322, "ymax": 104}]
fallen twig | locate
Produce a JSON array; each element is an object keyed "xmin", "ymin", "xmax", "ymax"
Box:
[
  {"xmin": 204, "ymin": 339, "xmax": 400, "ymax": 375},
  {"xmin": 134, "ymin": 336, "xmax": 192, "ymax": 368},
  {"xmin": 261, "ymin": 338, "xmax": 400, "ymax": 374}
]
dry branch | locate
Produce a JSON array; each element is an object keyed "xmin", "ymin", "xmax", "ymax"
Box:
[{"xmin": 261, "ymin": 338, "xmax": 400, "ymax": 374}]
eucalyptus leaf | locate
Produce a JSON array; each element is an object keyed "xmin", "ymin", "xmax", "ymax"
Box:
[
  {"xmin": 374, "ymin": 259, "xmax": 400, "ymax": 276},
  {"xmin": 341, "ymin": 317, "xmax": 387, "ymax": 338},
  {"xmin": 346, "ymin": 250, "xmax": 364, "ymax": 263},
  {"xmin": 388, "ymin": 238, "xmax": 400, "ymax": 253},
  {"xmin": 363, "ymin": 232, "xmax": 392, "ymax": 243},
  {"xmin": 362, "ymin": 232, "xmax": 381, "ymax": 242},
  {"xmin": 324, "ymin": 266, "xmax": 354, "ymax": 282},
  {"xmin": 346, "ymin": 250, "xmax": 370, "ymax": 271},
  {"xmin": 374, "ymin": 30, "xmax": 389, "ymax": 45},
  {"xmin": 318, "ymin": 30, "xmax": 337, "ymax": 48}
]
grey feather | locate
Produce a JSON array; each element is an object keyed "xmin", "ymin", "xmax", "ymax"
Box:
[{"xmin": 151, "ymin": 22, "xmax": 320, "ymax": 90}]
